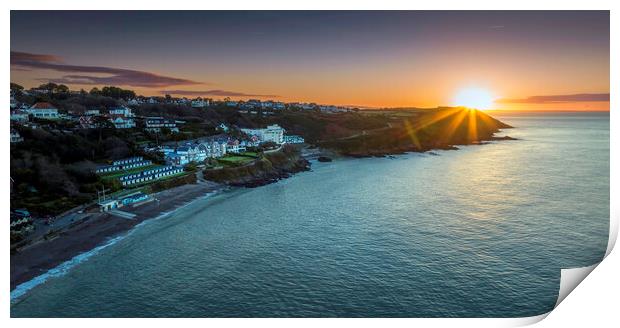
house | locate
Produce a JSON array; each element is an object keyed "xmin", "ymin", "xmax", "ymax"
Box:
[
  {"xmin": 109, "ymin": 115, "xmax": 136, "ymax": 129},
  {"xmin": 260, "ymin": 101, "xmax": 273, "ymax": 109},
  {"xmin": 25, "ymin": 102, "xmax": 59, "ymax": 119},
  {"xmin": 218, "ymin": 123, "xmax": 229, "ymax": 133},
  {"xmin": 247, "ymin": 99, "xmax": 261, "ymax": 108},
  {"xmin": 191, "ymin": 98, "xmax": 209, "ymax": 108},
  {"xmin": 166, "ymin": 152, "xmax": 189, "ymax": 166},
  {"xmin": 10, "ymin": 109, "xmax": 29, "ymax": 122},
  {"xmin": 225, "ymin": 101, "xmax": 238, "ymax": 107},
  {"xmin": 108, "ymin": 106, "xmax": 134, "ymax": 117},
  {"xmin": 127, "ymin": 98, "xmax": 141, "ymax": 106},
  {"xmin": 10, "ymin": 95, "xmax": 17, "ymax": 109},
  {"xmin": 95, "ymin": 157, "xmax": 152, "ymax": 174},
  {"xmin": 145, "ymin": 117, "xmax": 179, "ymax": 133},
  {"xmin": 283, "ymin": 135, "xmax": 305, "ymax": 144},
  {"xmin": 206, "ymin": 141, "xmax": 227, "ymax": 158},
  {"xmin": 319, "ymin": 105, "xmax": 345, "ymax": 113},
  {"xmin": 176, "ymin": 145, "xmax": 207, "ymax": 163},
  {"xmin": 85, "ymin": 109, "xmax": 100, "ymax": 116},
  {"xmin": 98, "ymin": 199, "xmax": 120, "ymax": 212},
  {"xmin": 273, "ymin": 102, "xmax": 286, "ymax": 110},
  {"xmin": 148, "ymin": 97, "xmax": 158, "ymax": 104},
  {"xmin": 11, "ymin": 209, "xmax": 33, "ymax": 233},
  {"xmin": 118, "ymin": 165, "xmax": 183, "ymax": 187},
  {"xmin": 78, "ymin": 116, "xmax": 96, "ymax": 129},
  {"xmin": 301, "ymin": 103, "xmax": 316, "ymax": 110},
  {"xmin": 241, "ymin": 124, "xmax": 285, "ymax": 144},
  {"xmin": 113, "ymin": 156, "xmax": 145, "ymax": 166},
  {"xmin": 227, "ymin": 139, "xmax": 246, "ymax": 153},
  {"xmin": 10, "ymin": 129, "xmax": 23, "ymax": 143}
]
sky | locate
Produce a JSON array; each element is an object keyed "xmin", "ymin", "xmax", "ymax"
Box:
[{"xmin": 10, "ymin": 11, "xmax": 610, "ymax": 110}]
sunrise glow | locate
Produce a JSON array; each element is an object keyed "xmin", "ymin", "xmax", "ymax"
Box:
[{"xmin": 453, "ymin": 87, "xmax": 496, "ymax": 110}]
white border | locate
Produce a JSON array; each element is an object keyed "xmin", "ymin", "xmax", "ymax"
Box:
[{"xmin": 3, "ymin": 1, "xmax": 617, "ymax": 327}]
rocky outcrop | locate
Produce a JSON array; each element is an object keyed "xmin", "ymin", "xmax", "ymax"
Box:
[{"xmin": 203, "ymin": 145, "xmax": 310, "ymax": 188}]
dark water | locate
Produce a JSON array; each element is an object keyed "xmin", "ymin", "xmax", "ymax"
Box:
[{"xmin": 11, "ymin": 112, "xmax": 609, "ymax": 317}]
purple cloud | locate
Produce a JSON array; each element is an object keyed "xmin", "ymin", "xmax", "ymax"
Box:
[
  {"xmin": 11, "ymin": 51, "xmax": 201, "ymax": 88},
  {"xmin": 497, "ymin": 93, "xmax": 609, "ymax": 104},
  {"xmin": 161, "ymin": 89, "xmax": 279, "ymax": 98},
  {"xmin": 11, "ymin": 51, "xmax": 63, "ymax": 63}
]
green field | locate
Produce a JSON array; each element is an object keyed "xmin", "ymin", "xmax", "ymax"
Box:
[
  {"xmin": 218, "ymin": 156, "xmax": 255, "ymax": 165},
  {"xmin": 239, "ymin": 151, "xmax": 258, "ymax": 158}
]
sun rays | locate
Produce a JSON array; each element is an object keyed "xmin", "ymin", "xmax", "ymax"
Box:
[{"xmin": 402, "ymin": 108, "xmax": 489, "ymax": 148}]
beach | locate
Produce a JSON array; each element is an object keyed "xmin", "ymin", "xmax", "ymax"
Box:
[{"xmin": 10, "ymin": 181, "xmax": 224, "ymax": 291}]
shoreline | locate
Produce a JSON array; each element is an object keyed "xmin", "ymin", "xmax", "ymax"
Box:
[
  {"xmin": 10, "ymin": 181, "xmax": 225, "ymax": 295},
  {"xmin": 10, "ymin": 132, "xmax": 514, "ymax": 300}
]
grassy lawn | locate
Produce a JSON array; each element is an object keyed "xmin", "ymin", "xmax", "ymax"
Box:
[
  {"xmin": 239, "ymin": 151, "xmax": 258, "ymax": 158},
  {"xmin": 217, "ymin": 156, "xmax": 255, "ymax": 166},
  {"xmin": 99, "ymin": 164, "xmax": 161, "ymax": 180}
]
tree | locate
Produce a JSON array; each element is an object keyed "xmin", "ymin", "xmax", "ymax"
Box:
[
  {"xmin": 10, "ymin": 83, "xmax": 24, "ymax": 93},
  {"xmin": 56, "ymin": 84, "xmax": 69, "ymax": 93},
  {"xmin": 100, "ymin": 86, "xmax": 136, "ymax": 100},
  {"xmin": 37, "ymin": 82, "xmax": 60, "ymax": 93},
  {"xmin": 90, "ymin": 87, "xmax": 102, "ymax": 96}
]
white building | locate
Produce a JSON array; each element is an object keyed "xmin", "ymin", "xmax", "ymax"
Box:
[
  {"xmin": 145, "ymin": 117, "xmax": 179, "ymax": 133},
  {"xmin": 283, "ymin": 135, "xmax": 305, "ymax": 144},
  {"xmin": 191, "ymin": 99, "xmax": 209, "ymax": 108},
  {"xmin": 25, "ymin": 102, "xmax": 59, "ymax": 119},
  {"xmin": 273, "ymin": 102, "xmax": 286, "ymax": 110},
  {"xmin": 85, "ymin": 109, "xmax": 101, "ymax": 116},
  {"xmin": 163, "ymin": 141, "xmax": 228, "ymax": 166},
  {"xmin": 241, "ymin": 124, "xmax": 285, "ymax": 144},
  {"xmin": 109, "ymin": 106, "xmax": 134, "ymax": 117},
  {"xmin": 10, "ymin": 129, "xmax": 23, "ymax": 143},
  {"xmin": 109, "ymin": 115, "xmax": 136, "ymax": 129},
  {"xmin": 218, "ymin": 123, "xmax": 229, "ymax": 133},
  {"xmin": 127, "ymin": 98, "xmax": 141, "ymax": 106},
  {"xmin": 10, "ymin": 110, "xmax": 29, "ymax": 122}
]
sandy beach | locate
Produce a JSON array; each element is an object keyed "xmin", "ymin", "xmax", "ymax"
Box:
[{"xmin": 10, "ymin": 181, "xmax": 223, "ymax": 291}]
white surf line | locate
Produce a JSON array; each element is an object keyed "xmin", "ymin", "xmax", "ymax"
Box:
[
  {"xmin": 10, "ymin": 234, "xmax": 125, "ymax": 303},
  {"xmin": 10, "ymin": 188, "xmax": 224, "ymax": 304}
]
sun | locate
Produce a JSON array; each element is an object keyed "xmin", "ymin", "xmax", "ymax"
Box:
[{"xmin": 453, "ymin": 87, "xmax": 495, "ymax": 110}]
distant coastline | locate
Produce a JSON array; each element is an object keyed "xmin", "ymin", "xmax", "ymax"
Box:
[{"xmin": 11, "ymin": 107, "xmax": 515, "ymax": 299}]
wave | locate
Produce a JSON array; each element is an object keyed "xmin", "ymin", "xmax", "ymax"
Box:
[
  {"xmin": 10, "ymin": 234, "xmax": 124, "ymax": 303},
  {"xmin": 10, "ymin": 189, "xmax": 223, "ymax": 304}
]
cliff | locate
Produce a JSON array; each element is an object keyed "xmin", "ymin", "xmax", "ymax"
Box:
[
  {"xmin": 317, "ymin": 108, "xmax": 514, "ymax": 157},
  {"xmin": 203, "ymin": 145, "xmax": 310, "ymax": 187}
]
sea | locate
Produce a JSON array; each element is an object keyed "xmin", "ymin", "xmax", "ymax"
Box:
[{"xmin": 10, "ymin": 111, "xmax": 610, "ymax": 318}]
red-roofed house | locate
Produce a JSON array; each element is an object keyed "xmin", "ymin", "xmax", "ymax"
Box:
[{"xmin": 25, "ymin": 102, "xmax": 59, "ymax": 119}]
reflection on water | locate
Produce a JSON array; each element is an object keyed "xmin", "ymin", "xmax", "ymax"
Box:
[{"xmin": 11, "ymin": 112, "xmax": 609, "ymax": 317}]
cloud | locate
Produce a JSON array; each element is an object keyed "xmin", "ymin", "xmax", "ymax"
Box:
[
  {"xmin": 11, "ymin": 51, "xmax": 63, "ymax": 63},
  {"xmin": 496, "ymin": 93, "xmax": 610, "ymax": 104},
  {"xmin": 160, "ymin": 89, "xmax": 279, "ymax": 98},
  {"xmin": 11, "ymin": 51, "xmax": 201, "ymax": 88}
]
